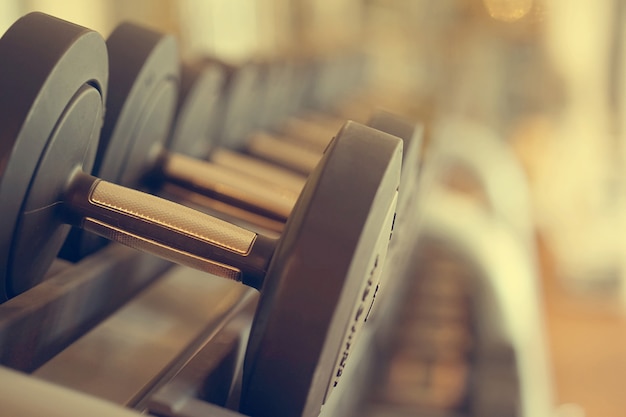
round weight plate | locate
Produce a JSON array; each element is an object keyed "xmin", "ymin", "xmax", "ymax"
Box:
[
  {"xmin": 60, "ymin": 23, "xmax": 180, "ymax": 261},
  {"xmin": 0, "ymin": 13, "xmax": 108, "ymax": 300},
  {"xmin": 169, "ymin": 62, "xmax": 224, "ymax": 159},
  {"xmin": 364, "ymin": 111, "xmax": 424, "ymax": 328},
  {"xmin": 95, "ymin": 23, "xmax": 178, "ymax": 186},
  {"xmin": 242, "ymin": 121, "xmax": 402, "ymax": 417},
  {"xmin": 202, "ymin": 58, "xmax": 263, "ymax": 149},
  {"xmin": 253, "ymin": 58, "xmax": 290, "ymax": 130},
  {"xmin": 368, "ymin": 110, "xmax": 423, "ymax": 216}
]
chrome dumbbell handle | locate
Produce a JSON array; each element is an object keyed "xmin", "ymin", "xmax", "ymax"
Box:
[
  {"xmin": 161, "ymin": 153, "xmax": 297, "ymax": 222},
  {"xmin": 64, "ymin": 172, "xmax": 276, "ymax": 289}
]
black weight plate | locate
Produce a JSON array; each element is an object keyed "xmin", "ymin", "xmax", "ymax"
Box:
[
  {"xmin": 368, "ymin": 109, "xmax": 423, "ymax": 217},
  {"xmin": 227, "ymin": 63, "xmax": 265, "ymax": 149},
  {"xmin": 95, "ymin": 23, "xmax": 179, "ymax": 186},
  {"xmin": 202, "ymin": 58, "xmax": 263, "ymax": 149},
  {"xmin": 253, "ymin": 58, "xmax": 292, "ymax": 131},
  {"xmin": 169, "ymin": 62, "xmax": 224, "ymax": 159},
  {"xmin": 365, "ymin": 111, "xmax": 424, "ymax": 325},
  {"xmin": 60, "ymin": 23, "xmax": 180, "ymax": 261},
  {"xmin": 242, "ymin": 121, "xmax": 402, "ymax": 417},
  {"xmin": 0, "ymin": 13, "xmax": 108, "ymax": 300}
]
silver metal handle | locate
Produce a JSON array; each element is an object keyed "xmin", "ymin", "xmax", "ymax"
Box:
[
  {"xmin": 246, "ymin": 132, "xmax": 322, "ymax": 175},
  {"xmin": 64, "ymin": 172, "xmax": 275, "ymax": 289},
  {"xmin": 162, "ymin": 153, "xmax": 297, "ymax": 222},
  {"xmin": 210, "ymin": 149, "xmax": 306, "ymax": 193}
]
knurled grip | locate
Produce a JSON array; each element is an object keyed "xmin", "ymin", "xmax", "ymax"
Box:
[
  {"xmin": 64, "ymin": 173, "xmax": 274, "ymax": 287},
  {"xmin": 89, "ymin": 180, "xmax": 256, "ymax": 254}
]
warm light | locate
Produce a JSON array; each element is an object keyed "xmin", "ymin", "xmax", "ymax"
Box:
[{"xmin": 483, "ymin": 0, "xmax": 533, "ymax": 22}]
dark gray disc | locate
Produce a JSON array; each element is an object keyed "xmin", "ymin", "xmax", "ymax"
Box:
[
  {"xmin": 59, "ymin": 22, "xmax": 180, "ymax": 261},
  {"xmin": 242, "ymin": 121, "xmax": 402, "ymax": 417},
  {"xmin": 169, "ymin": 62, "xmax": 224, "ymax": 159},
  {"xmin": 253, "ymin": 58, "xmax": 293, "ymax": 131},
  {"xmin": 202, "ymin": 58, "xmax": 263, "ymax": 149},
  {"xmin": 0, "ymin": 13, "xmax": 108, "ymax": 300},
  {"xmin": 367, "ymin": 109, "xmax": 423, "ymax": 215},
  {"xmin": 95, "ymin": 23, "xmax": 179, "ymax": 186}
]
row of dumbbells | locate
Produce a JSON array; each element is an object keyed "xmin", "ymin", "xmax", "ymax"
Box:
[
  {"xmin": 358, "ymin": 241, "xmax": 521, "ymax": 417},
  {"xmin": 0, "ymin": 11, "xmax": 423, "ymax": 417}
]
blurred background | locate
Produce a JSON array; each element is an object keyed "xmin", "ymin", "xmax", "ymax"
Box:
[{"xmin": 2, "ymin": 1, "xmax": 626, "ymax": 416}]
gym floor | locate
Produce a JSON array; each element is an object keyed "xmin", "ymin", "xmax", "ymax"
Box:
[{"xmin": 540, "ymin": 235, "xmax": 626, "ymax": 417}]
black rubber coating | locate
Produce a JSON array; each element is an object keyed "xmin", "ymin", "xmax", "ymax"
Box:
[
  {"xmin": 253, "ymin": 58, "xmax": 293, "ymax": 131},
  {"xmin": 170, "ymin": 62, "xmax": 224, "ymax": 159},
  {"xmin": 95, "ymin": 23, "xmax": 178, "ymax": 186},
  {"xmin": 200, "ymin": 58, "xmax": 263, "ymax": 149},
  {"xmin": 241, "ymin": 121, "xmax": 402, "ymax": 417},
  {"xmin": 0, "ymin": 13, "xmax": 108, "ymax": 300},
  {"xmin": 60, "ymin": 22, "xmax": 180, "ymax": 261},
  {"xmin": 367, "ymin": 109, "xmax": 423, "ymax": 214}
]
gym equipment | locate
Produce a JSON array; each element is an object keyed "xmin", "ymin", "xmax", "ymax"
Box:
[
  {"xmin": 93, "ymin": 26, "xmax": 416, "ymax": 243},
  {"xmin": 175, "ymin": 59, "xmax": 423, "ymax": 205},
  {"xmin": 185, "ymin": 55, "xmax": 361, "ymax": 177},
  {"xmin": 0, "ymin": 13, "xmax": 402, "ymax": 417},
  {"xmin": 59, "ymin": 23, "xmax": 303, "ymax": 258}
]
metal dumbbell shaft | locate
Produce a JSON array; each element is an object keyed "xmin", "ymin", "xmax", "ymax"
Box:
[
  {"xmin": 209, "ymin": 149, "xmax": 307, "ymax": 193},
  {"xmin": 160, "ymin": 153, "xmax": 298, "ymax": 221},
  {"xmin": 245, "ymin": 131, "xmax": 323, "ymax": 175},
  {"xmin": 65, "ymin": 171, "xmax": 276, "ymax": 290}
]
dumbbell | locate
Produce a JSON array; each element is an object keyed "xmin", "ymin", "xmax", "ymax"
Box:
[
  {"xmin": 83, "ymin": 22, "xmax": 416, "ymax": 245},
  {"xmin": 168, "ymin": 86, "xmax": 423, "ymax": 280},
  {"xmin": 177, "ymin": 56, "xmax": 420, "ymax": 207},
  {"xmin": 249, "ymin": 57, "xmax": 301, "ymax": 133},
  {"xmin": 176, "ymin": 50, "xmax": 362, "ymax": 178},
  {"xmin": 167, "ymin": 69, "xmax": 425, "ymax": 286},
  {"xmin": 238, "ymin": 93, "xmax": 358, "ymax": 175},
  {"xmin": 0, "ymin": 13, "xmax": 401, "ymax": 417},
  {"xmin": 57, "ymin": 20, "xmax": 407, "ymax": 268},
  {"xmin": 100, "ymin": 25, "xmax": 347, "ymax": 226},
  {"xmin": 175, "ymin": 61, "xmax": 425, "ymax": 315},
  {"xmin": 55, "ymin": 23, "xmax": 307, "ymax": 261},
  {"xmin": 257, "ymin": 56, "xmax": 355, "ymax": 151},
  {"xmin": 178, "ymin": 56, "xmax": 322, "ymax": 180},
  {"xmin": 168, "ymin": 58, "xmax": 309, "ymax": 195},
  {"xmin": 234, "ymin": 112, "xmax": 372, "ymax": 178},
  {"xmin": 202, "ymin": 57, "xmax": 270, "ymax": 149}
]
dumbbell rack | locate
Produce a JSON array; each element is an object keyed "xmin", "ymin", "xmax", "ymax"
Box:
[
  {"xmin": 0, "ymin": 248, "xmax": 258, "ymax": 415},
  {"xmin": 0, "ymin": 239, "xmax": 525, "ymax": 417},
  {"xmin": 0, "ymin": 11, "xmax": 404, "ymax": 417},
  {"xmin": 357, "ymin": 240, "xmax": 522, "ymax": 417},
  {"xmin": 0, "ymin": 140, "xmax": 527, "ymax": 417},
  {"xmin": 0, "ymin": 11, "xmax": 537, "ymax": 417}
]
